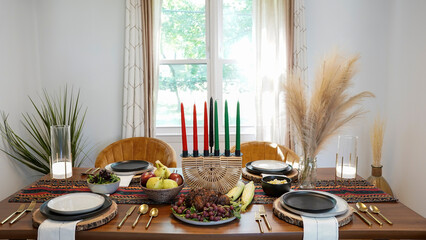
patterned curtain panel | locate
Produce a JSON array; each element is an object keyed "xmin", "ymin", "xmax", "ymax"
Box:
[
  {"xmin": 123, "ymin": 0, "xmax": 144, "ymax": 138},
  {"xmin": 254, "ymin": 0, "xmax": 307, "ymax": 149},
  {"xmin": 122, "ymin": 0, "xmax": 160, "ymax": 138}
]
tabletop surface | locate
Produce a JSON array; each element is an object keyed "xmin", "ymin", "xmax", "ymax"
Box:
[{"xmin": 0, "ymin": 168, "xmax": 425, "ymax": 240}]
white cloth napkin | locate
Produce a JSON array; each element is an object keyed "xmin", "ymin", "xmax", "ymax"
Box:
[
  {"xmin": 301, "ymin": 216, "xmax": 338, "ymax": 240},
  {"xmin": 118, "ymin": 175, "xmax": 134, "ymax": 187},
  {"xmin": 38, "ymin": 219, "xmax": 82, "ymax": 240}
]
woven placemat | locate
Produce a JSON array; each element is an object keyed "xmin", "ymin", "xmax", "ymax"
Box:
[{"xmin": 9, "ymin": 178, "xmax": 397, "ymax": 204}]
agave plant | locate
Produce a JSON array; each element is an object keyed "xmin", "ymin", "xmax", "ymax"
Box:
[{"xmin": 0, "ymin": 87, "xmax": 88, "ymax": 174}]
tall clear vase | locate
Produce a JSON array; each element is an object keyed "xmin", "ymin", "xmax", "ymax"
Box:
[{"xmin": 298, "ymin": 156, "xmax": 317, "ymax": 189}]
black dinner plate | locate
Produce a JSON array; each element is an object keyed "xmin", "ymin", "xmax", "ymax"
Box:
[
  {"xmin": 40, "ymin": 194, "xmax": 112, "ymax": 221},
  {"xmin": 281, "ymin": 191, "xmax": 337, "ymax": 213},
  {"xmin": 110, "ymin": 160, "xmax": 149, "ymax": 172},
  {"xmin": 245, "ymin": 161, "xmax": 293, "ymax": 176}
]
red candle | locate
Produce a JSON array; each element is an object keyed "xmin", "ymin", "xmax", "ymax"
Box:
[
  {"xmin": 193, "ymin": 104, "xmax": 198, "ymax": 153},
  {"xmin": 180, "ymin": 103, "xmax": 188, "ymax": 156},
  {"xmin": 204, "ymin": 101, "xmax": 208, "ymax": 155}
]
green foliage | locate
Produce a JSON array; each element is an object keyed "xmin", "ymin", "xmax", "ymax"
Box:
[
  {"xmin": 0, "ymin": 87, "xmax": 88, "ymax": 174},
  {"xmin": 88, "ymin": 170, "xmax": 119, "ymax": 184}
]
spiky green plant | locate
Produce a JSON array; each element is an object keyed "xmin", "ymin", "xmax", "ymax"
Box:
[{"xmin": 0, "ymin": 87, "xmax": 88, "ymax": 174}]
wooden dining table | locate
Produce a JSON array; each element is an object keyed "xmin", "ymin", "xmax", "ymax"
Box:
[{"xmin": 0, "ymin": 167, "xmax": 425, "ymax": 240}]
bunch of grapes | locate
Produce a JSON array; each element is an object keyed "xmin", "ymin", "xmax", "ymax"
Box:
[{"xmin": 172, "ymin": 194, "xmax": 234, "ymax": 222}]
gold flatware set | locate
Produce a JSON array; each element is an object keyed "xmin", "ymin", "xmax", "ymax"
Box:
[
  {"xmin": 355, "ymin": 202, "xmax": 392, "ymax": 226},
  {"xmin": 118, "ymin": 205, "xmax": 158, "ymax": 229},
  {"xmin": 255, "ymin": 205, "xmax": 271, "ymax": 233},
  {"xmin": 1, "ymin": 200, "xmax": 37, "ymax": 225},
  {"xmin": 82, "ymin": 167, "xmax": 100, "ymax": 175}
]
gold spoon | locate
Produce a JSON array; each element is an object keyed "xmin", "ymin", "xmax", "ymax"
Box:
[
  {"xmin": 132, "ymin": 204, "xmax": 149, "ymax": 228},
  {"xmin": 351, "ymin": 206, "xmax": 372, "ymax": 226},
  {"xmin": 369, "ymin": 205, "xmax": 393, "ymax": 225},
  {"xmin": 356, "ymin": 202, "xmax": 383, "ymax": 226},
  {"xmin": 145, "ymin": 208, "xmax": 158, "ymax": 230}
]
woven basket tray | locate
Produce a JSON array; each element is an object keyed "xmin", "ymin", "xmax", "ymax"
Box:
[{"xmin": 182, "ymin": 156, "xmax": 242, "ymax": 194}]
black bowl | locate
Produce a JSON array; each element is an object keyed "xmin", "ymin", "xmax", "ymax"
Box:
[{"xmin": 261, "ymin": 176, "xmax": 292, "ymax": 197}]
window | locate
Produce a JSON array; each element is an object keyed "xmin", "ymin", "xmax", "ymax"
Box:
[{"xmin": 156, "ymin": 0, "xmax": 254, "ymax": 136}]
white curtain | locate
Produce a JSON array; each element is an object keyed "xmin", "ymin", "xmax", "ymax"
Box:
[
  {"xmin": 254, "ymin": 0, "xmax": 290, "ymax": 144},
  {"xmin": 254, "ymin": 0, "xmax": 307, "ymax": 148},
  {"xmin": 122, "ymin": 0, "xmax": 161, "ymax": 138},
  {"xmin": 123, "ymin": 0, "xmax": 144, "ymax": 138}
]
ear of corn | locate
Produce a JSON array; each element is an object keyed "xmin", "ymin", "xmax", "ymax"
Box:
[
  {"xmin": 226, "ymin": 181, "xmax": 245, "ymax": 201},
  {"xmin": 241, "ymin": 181, "xmax": 255, "ymax": 212}
]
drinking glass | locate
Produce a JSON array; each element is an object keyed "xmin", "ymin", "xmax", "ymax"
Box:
[
  {"xmin": 336, "ymin": 135, "xmax": 358, "ymax": 180},
  {"xmin": 50, "ymin": 125, "xmax": 72, "ymax": 179}
]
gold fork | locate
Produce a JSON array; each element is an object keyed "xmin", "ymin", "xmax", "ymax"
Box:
[
  {"xmin": 10, "ymin": 200, "xmax": 36, "ymax": 224},
  {"xmin": 82, "ymin": 168, "xmax": 93, "ymax": 175},
  {"xmin": 1, "ymin": 204, "xmax": 26, "ymax": 225},
  {"xmin": 255, "ymin": 212, "xmax": 264, "ymax": 233},
  {"xmin": 258, "ymin": 205, "xmax": 271, "ymax": 230},
  {"xmin": 90, "ymin": 167, "xmax": 100, "ymax": 175}
]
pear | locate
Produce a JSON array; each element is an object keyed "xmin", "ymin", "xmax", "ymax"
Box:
[
  {"xmin": 163, "ymin": 179, "xmax": 178, "ymax": 189},
  {"xmin": 146, "ymin": 177, "xmax": 162, "ymax": 189},
  {"xmin": 154, "ymin": 160, "xmax": 171, "ymax": 179}
]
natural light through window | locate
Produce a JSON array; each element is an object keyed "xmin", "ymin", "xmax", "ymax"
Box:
[{"xmin": 156, "ymin": 0, "xmax": 255, "ymax": 134}]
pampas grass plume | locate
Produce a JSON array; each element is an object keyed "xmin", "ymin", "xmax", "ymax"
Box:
[{"xmin": 371, "ymin": 115, "xmax": 385, "ymax": 167}]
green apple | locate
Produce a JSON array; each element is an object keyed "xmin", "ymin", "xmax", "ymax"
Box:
[{"xmin": 163, "ymin": 179, "xmax": 178, "ymax": 189}]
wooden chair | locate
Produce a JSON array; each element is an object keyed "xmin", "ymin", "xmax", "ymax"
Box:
[
  {"xmin": 95, "ymin": 137, "xmax": 177, "ymax": 168},
  {"xmin": 230, "ymin": 141, "xmax": 299, "ymax": 167}
]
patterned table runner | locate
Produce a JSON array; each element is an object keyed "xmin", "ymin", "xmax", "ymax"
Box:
[{"xmin": 9, "ymin": 179, "xmax": 396, "ymax": 205}]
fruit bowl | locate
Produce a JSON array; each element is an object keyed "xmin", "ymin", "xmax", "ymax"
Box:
[{"xmin": 140, "ymin": 180, "xmax": 185, "ymax": 203}]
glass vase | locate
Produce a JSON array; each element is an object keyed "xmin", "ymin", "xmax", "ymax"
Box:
[
  {"xmin": 50, "ymin": 125, "xmax": 72, "ymax": 179},
  {"xmin": 298, "ymin": 156, "xmax": 317, "ymax": 189},
  {"xmin": 367, "ymin": 165, "xmax": 394, "ymax": 196}
]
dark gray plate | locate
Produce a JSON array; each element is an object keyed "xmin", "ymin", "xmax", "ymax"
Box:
[
  {"xmin": 40, "ymin": 194, "xmax": 112, "ymax": 221},
  {"xmin": 110, "ymin": 160, "xmax": 149, "ymax": 172},
  {"xmin": 282, "ymin": 191, "xmax": 337, "ymax": 213}
]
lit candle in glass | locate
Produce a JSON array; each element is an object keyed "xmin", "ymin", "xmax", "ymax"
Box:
[{"xmin": 50, "ymin": 125, "xmax": 72, "ymax": 179}]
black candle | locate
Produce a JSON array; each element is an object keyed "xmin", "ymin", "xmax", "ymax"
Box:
[{"xmin": 209, "ymin": 97, "xmax": 213, "ymax": 154}]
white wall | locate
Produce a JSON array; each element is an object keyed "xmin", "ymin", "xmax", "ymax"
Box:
[
  {"xmin": 34, "ymin": 0, "xmax": 125, "ymax": 166},
  {"xmin": 383, "ymin": 0, "xmax": 426, "ymax": 217},
  {"xmin": 0, "ymin": 0, "xmax": 125, "ymax": 201},
  {"xmin": 0, "ymin": 0, "xmax": 43, "ymax": 200},
  {"xmin": 306, "ymin": 0, "xmax": 426, "ymax": 217}
]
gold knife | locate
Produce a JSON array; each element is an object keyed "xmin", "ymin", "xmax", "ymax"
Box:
[
  {"xmin": 117, "ymin": 205, "xmax": 137, "ymax": 229},
  {"xmin": 1, "ymin": 204, "xmax": 26, "ymax": 225},
  {"xmin": 255, "ymin": 212, "xmax": 264, "ymax": 233},
  {"xmin": 258, "ymin": 205, "xmax": 271, "ymax": 230},
  {"xmin": 10, "ymin": 200, "xmax": 36, "ymax": 224}
]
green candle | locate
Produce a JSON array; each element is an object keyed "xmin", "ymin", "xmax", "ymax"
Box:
[
  {"xmin": 224, "ymin": 100, "xmax": 230, "ymax": 156},
  {"xmin": 214, "ymin": 100, "xmax": 219, "ymax": 155},
  {"xmin": 236, "ymin": 101, "xmax": 240, "ymax": 156}
]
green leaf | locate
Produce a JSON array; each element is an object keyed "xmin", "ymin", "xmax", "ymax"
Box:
[{"xmin": 0, "ymin": 87, "xmax": 90, "ymax": 174}]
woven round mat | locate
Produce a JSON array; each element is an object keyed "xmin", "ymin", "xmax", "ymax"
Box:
[
  {"xmin": 272, "ymin": 198, "xmax": 353, "ymax": 227},
  {"xmin": 32, "ymin": 201, "xmax": 118, "ymax": 231},
  {"xmin": 242, "ymin": 167, "xmax": 298, "ymax": 183}
]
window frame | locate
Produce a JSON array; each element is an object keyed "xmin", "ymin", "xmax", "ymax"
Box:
[{"xmin": 156, "ymin": 0, "xmax": 255, "ymax": 138}]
